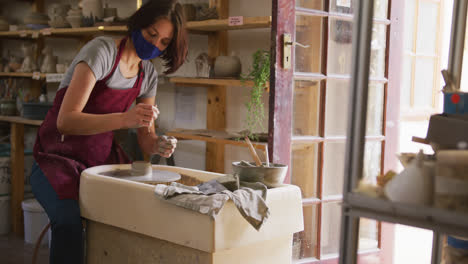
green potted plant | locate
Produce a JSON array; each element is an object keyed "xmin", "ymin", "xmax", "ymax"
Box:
[{"xmin": 241, "ymin": 49, "xmax": 270, "ymax": 141}]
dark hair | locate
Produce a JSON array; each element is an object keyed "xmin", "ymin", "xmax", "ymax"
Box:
[{"xmin": 127, "ymin": 0, "xmax": 188, "ymax": 74}]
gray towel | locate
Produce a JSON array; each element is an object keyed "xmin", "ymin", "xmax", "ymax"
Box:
[{"xmin": 154, "ymin": 175, "xmax": 270, "ymax": 230}]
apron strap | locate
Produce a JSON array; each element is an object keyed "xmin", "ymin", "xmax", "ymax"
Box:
[{"xmin": 102, "ymin": 37, "xmax": 128, "ymax": 82}]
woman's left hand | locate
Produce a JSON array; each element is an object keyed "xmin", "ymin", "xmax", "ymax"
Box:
[{"xmin": 154, "ymin": 135, "xmax": 177, "ymax": 157}]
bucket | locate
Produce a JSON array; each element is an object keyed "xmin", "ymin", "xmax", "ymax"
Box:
[
  {"xmin": 0, "ymin": 195, "xmax": 10, "ymax": 235},
  {"xmin": 22, "ymin": 199, "xmax": 49, "ymax": 245}
]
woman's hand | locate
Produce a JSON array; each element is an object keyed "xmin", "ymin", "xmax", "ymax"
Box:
[
  {"xmin": 122, "ymin": 103, "xmax": 159, "ymax": 129},
  {"xmin": 154, "ymin": 135, "xmax": 177, "ymax": 157}
]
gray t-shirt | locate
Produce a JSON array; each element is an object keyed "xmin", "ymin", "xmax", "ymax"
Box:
[{"xmin": 58, "ymin": 36, "xmax": 157, "ymax": 99}]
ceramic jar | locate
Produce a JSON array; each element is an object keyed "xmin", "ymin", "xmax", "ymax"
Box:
[
  {"xmin": 0, "ymin": 17, "xmax": 9, "ymax": 31},
  {"xmin": 214, "ymin": 55, "xmax": 242, "ymax": 78}
]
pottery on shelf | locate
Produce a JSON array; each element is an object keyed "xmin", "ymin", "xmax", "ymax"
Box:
[
  {"xmin": 103, "ymin": 3, "xmax": 117, "ymax": 18},
  {"xmin": 56, "ymin": 63, "xmax": 66, "ymax": 73},
  {"xmin": 0, "ymin": 16, "xmax": 9, "ymax": 31},
  {"xmin": 40, "ymin": 46, "xmax": 58, "ymax": 73},
  {"xmin": 48, "ymin": 4, "xmax": 71, "ymax": 28},
  {"xmin": 66, "ymin": 6, "xmax": 83, "ymax": 28},
  {"xmin": 214, "ymin": 54, "xmax": 241, "ymax": 78},
  {"xmin": 182, "ymin": 4, "xmax": 196, "ymax": 21},
  {"xmin": 195, "ymin": 52, "xmax": 213, "ymax": 78},
  {"xmin": 196, "ymin": 6, "xmax": 219, "ymax": 21},
  {"xmin": 6, "ymin": 54, "xmax": 21, "ymax": 73},
  {"xmin": 0, "ymin": 99, "xmax": 17, "ymax": 116},
  {"xmin": 24, "ymin": 12, "xmax": 49, "ymax": 25},
  {"xmin": 19, "ymin": 44, "xmax": 38, "ymax": 73},
  {"xmin": 80, "ymin": 0, "xmax": 103, "ymax": 21}
]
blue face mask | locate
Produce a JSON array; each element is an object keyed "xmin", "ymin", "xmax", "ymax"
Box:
[{"xmin": 131, "ymin": 30, "xmax": 163, "ymax": 60}]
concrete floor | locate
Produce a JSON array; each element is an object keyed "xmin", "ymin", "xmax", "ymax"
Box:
[{"xmin": 0, "ymin": 233, "xmax": 49, "ymax": 264}]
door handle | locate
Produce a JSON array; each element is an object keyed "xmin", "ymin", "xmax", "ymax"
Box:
[{"xmin": 283, "ymin": 33, "xmax": 310, "ymax": 69}]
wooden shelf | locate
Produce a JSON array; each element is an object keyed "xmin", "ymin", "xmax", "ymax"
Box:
[
  {"xmin": 346, "ymin": 192, "xmax": 468, "ymax": 237},
  {"xmin": 0, "ymin": 16, "xmax": 272, "ymax": 39},
  {"xmin": 0, "ymin": 72, "xmax": 47, "ymax": 78},
  {"xmin": 187, "ymin": 16, "xmax": 271, "ymax": 32},
  {"xmin": 0, "ymin": 116, "xmax": 43, "ymax": 126},
  {"xmin": 167, "ymin": 129, "xmax": 266, "ymax": 150},
  {"xmin": 170, "ymin": 77, "xmax": 269, "ymax": 88}
]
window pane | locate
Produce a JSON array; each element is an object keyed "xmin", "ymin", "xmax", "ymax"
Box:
[
  {"xmin": 359, "ymin": 218, "xmax": 379, "ymax": 251},
  {"xmin": 416, "ymin": 1, "xmax": 439, "ymax": 54},
  {"xmin": 293, "ymin": 81, "xmax": 321, "ymax": 136},
  {"xmin": 403, "ymin": 0, "xmax": 416, "ymax": 51},
  {"xmin": 414, "ymin": 57, "xmax": 435, "ymax": 108},
  {"xmin": 367, "ymin": 83, "xmax": 384, "ymax": 136},
  {"xmin": 370, "ymin": 24, "xmax": 387, "ymax": 78},
  {"xmin": 328, "ymin": 19, "xmax": 354, "ymax": 75},
  {"xmin": 295, "ymin": 15, "xmax": 323, "ymax": 73},
  {"xmin": 325, "ymin": 79, "xmax": 349, "ymax": 136},
  {"xmin": 323, "ymin": 142, "xmax": 346, "ymax": 196},
  {"xmin": 293, "ymin": 205, "xmax": 319, "ymax": 260},
  {"xmin": 330, "ymin": 0, "xmax": 354, "ymax": 14},
  {"xmin": 325, "ymin": 80, "xmax": 383, "ymax": 137},
  {"xmin": 321, "ymin": 202, "xmax": 342, "ymax": 257},
  {"xmin": 374, "ymin": 0, "xmax": 389, "ymax": 19},
  {"xmin": 363, "ymin": 141, "xmax": 382, "ymax": 182},
  {"xmin": 291, "ymin": 143, "xmax": 319, "ymax": 198},
  {"xmin": 400, "ymin": 56, "xmax": 413, "ymax": 109},
  {"xmin": 296, "ymin": 0, "xmax": 325, "ymax": 10}
]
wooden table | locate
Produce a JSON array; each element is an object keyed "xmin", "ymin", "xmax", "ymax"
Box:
[{"xmin": 0, "ymin": 116, "xmax": 42, "ymax": 236}]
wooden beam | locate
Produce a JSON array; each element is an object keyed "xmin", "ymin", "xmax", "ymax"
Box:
[
  {"xmin": 269, "ymin": 0, "xmax": 295, "ymax": 182},
  {"xmin": 10, "ymin": 123, "xmax": 25, "ymax": 236},
  {"xmin": 205, "ymin": 0, "xmax": 229, "ymax": 173}
]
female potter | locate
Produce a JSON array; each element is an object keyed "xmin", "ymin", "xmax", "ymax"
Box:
[{"xmin": 31, "ymin": 1, "xmax": 188, "ymax": 263}]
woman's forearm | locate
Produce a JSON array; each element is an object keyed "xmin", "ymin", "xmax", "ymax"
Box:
[
  {"xmin": 137, "ymin": 127, "xmax": 158, "ymax": 155},
  {"xmin": 57, "ymin": 111, "xmax": 125, "ymax": 135}
]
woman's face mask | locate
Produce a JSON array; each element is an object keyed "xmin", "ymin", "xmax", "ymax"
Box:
[{"xmin": 131, "ymin": 29, "xmax": 163, "ymax": 60}]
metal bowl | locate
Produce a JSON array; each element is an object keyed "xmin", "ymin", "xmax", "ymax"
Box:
[{"xmin": 232, "ymin": 161, "xmax": 288, "ymax": 187}]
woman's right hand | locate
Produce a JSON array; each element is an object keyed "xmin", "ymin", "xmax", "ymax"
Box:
[{"xmin": 122, "ymin": 103, "xmax": 159, "ymax": 129}]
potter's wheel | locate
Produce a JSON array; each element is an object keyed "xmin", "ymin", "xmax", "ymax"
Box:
[{"xmin": 99, "ymin": 169, "xmax": 181, "ymax": 183}]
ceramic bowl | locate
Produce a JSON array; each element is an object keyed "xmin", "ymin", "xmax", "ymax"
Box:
[
  {"xmin": 232, "ymin": 161, "xmax": 288, "ymax": 187},
  {"xmin": 214, "ymin": 55, "xmax": 241, "ymax": 78}
]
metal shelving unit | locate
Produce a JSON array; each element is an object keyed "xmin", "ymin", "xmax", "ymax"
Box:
[{"xmin": 338, "ymin": 1, "xmax": 468, "ymax": 264}]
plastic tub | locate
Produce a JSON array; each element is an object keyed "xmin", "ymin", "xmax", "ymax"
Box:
[
  {"xmin": 22, "ymin": 199, "xmax": 49, "ymax": 244},
  {"xmin": 0, "ymin": 195, "xmax": 10, "ymax": 234}
]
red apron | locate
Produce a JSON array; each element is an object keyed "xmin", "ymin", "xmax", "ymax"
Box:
[{"xmin": 34, "ymin": 37, "xmax": 144, "ymax": 200}]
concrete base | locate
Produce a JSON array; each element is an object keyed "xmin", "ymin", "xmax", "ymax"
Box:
[{"xmin": 86, "ymin": 220, "xmax": 293, "ymax": 264}]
